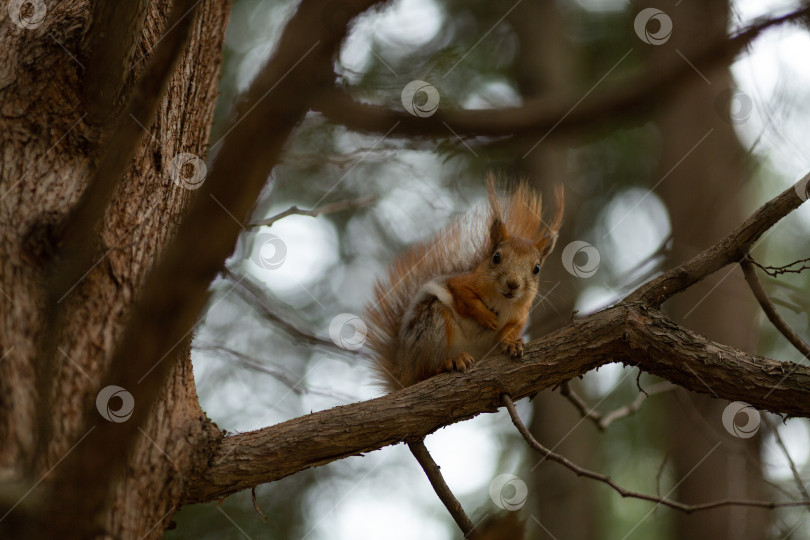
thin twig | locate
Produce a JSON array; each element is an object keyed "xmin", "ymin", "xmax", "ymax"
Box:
[
  {"xmin": 741, "ymin": 257, "xmax": 810, "ymax": 359},
  {"xmin": 502, "ymin": 395, "xmax": 810, "ymax": 514},
  {"xmin": 221, "ymin": 268, "xmax": 351, "ymax": 355},
  {"xmin": 250, "ymin": 195, "xmax": 377, "ymax": 227},
  {"xmin": 560, "ymin": 380, "xmax": 675, "ymax": 431},
  {"xmin": 750, "ymin": 256, "xmax": 810, "ymax": 277},
  {"xmin": 193, "ymin": 342, "xmax": 357, "ymax": 402},
  {"xmin": 251, "ymin": 487, "xmax": 268, "ymax": 522},
  {"xmin": 764, "ymin": 418, "xmax": 810, "ymax": 510},
  {"xmin": 407, "ymin": 440, "xmax": 476, "ymax": 538}
]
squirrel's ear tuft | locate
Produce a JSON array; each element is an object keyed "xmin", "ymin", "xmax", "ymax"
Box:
[
  {"xmin": 536, "ymin": 185, "xmax": 564, "ymax": 257},
  {"xmin": 536, "ymin": 232, "xmax": 558, "ymax": 257},
  {"xmin": 490, "ymin": 218, "xmax": 508, "ymax": 246}
]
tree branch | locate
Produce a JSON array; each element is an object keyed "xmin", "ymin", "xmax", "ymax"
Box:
[
  {"xmin": 181, "ymin": 303, "xmax": 810, "ymax": 503},
  {"xmin": 249, "ymin": 195, "xmax": 376, "ymax": 227},
  {"xmin": 81, "ymin": 0, "xmax": 150, "ymax": 123},
  {"xmin": 741, "ymin": 257, "xmax": 810, "ymax": 359},
  {"xmin": 221, "ymin": 268, "xmax": 349, "ymax": 354},
  {"xmin": 312, "ymin": 8, "xmax": 810, "ymax": 140},
  {"xmin": 407, "ymin": 440, "xmax": 476, "ymax": 537},
  {"xmin": 502, "ymin": 395, "xmax": 809, "ymax": 515},
  {"xmin": 627, "ymin": 174, "xmax": 809, "ymax": 306},
  {"xmin": 560, "ymin": 379, "xmax": 675, "ymax": 432}
]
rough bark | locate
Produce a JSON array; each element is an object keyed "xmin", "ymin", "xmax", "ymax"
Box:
[
  {"xmin": 182, "ymin": 304, "xmax": 810, "ymax": 504},
  {"xmin": 0, "ymin": 1, "xmax": 230, "ymax": 538}
]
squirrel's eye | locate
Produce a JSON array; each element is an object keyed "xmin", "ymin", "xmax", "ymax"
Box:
[
  {"xmin": 492, "ymin": 252, "xmax": 501, "ymax": 264},
  {"xmin": 533, "ymin": 263, "xmax": 541, "ymax": 275}
]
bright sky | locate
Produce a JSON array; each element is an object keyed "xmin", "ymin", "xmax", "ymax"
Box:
[{"xmin": 193, "ymin": 0, "xmax": 810, "ymax": 537}]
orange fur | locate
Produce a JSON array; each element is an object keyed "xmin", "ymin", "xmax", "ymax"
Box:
[{"xmin": 365, "ymin": 174, "xmax": 564, "ymax": 391}]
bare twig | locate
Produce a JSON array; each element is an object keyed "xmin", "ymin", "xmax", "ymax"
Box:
[
  {"xmin": 764, "ymin": 418, "xmax": 810, "ymax": 509},
  {"xmin": 193, "ymin": 342, "xmax": 357, "ymax": 402},
  {"xmin": 560, "ymin": 380, "xmax": 675, "ymax": 431},
  {"xmin": 250, "ymin": 195, "xmax": 376, "ymax": 227},
  {"xmin": 629, "ymin": 174, "xmax": 809, "ymax": 306},
  {"xmin": 407, "ymin": 440, "xmax": 476, "ymax": 538},
  {"xmin": 251, "ymin": 487, "xmax": 268, "ymax": 522},
  {"xmin": 502, "ymin": 395, "xmax": 809, "ymax": 515},
  {"xmin": 741, "ymin": 257, "xmax": 810, "ymax": 359},
  {"xmin": 220, "ymin": 268, "xmax": 351, "ymax": 355},
  {"xmin": 750, "ymin": 256, "xmax": 810, "ymax": 277}
]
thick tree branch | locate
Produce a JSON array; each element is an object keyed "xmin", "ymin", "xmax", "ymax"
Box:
[
  {"xmin": 81, "ymin": 0, "xmax": 150, "ymax": 123},
  {"xmin": 182, "ymin": 303, "xmax": 810, "ymax": 503},
  {"xmin": 312, "ymin": 8, "xmax": 810, "ymax": 139},
  {"xmin": 502, "ymin": 395, "xmax": 809, "ymax": 514},
  {"xmin": 741, "ymin": 257, "xmax": 810, "ymax": 359}
]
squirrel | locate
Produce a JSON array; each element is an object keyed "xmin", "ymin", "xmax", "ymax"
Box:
[{"xmin": 365, "ymin": 175, "xmax": 564, "ymax": 392}]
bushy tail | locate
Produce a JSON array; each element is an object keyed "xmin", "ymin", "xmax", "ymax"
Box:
[{"xmin": 364, "ymin": 175, "xmax": 563, "ymax": 391}]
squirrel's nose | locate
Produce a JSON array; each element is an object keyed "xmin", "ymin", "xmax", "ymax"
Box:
[{"xmin": 506, "ymin": 279, "xmax": 519, "ymax": 290}]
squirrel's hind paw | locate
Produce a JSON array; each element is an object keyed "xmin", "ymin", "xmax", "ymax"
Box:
[
  {"xmin": 500, "ymin": 338, "xmax": 525, "ymax": 359},
  {"xmin": 443, "ymin": 352, "xmax": 475, "ymax": 373}
]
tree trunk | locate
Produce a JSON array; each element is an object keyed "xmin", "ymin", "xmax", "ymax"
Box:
[
  {"xmin": 0, "ymin": 1, "xmax": 230, "ymax": 537},
  {"xmin": 509, "ymin": 2, "xmax": 598, "ymax": 539},
  {"xmin": 650, "ymin": 1, "xmax": 769, "ymax": 538}
]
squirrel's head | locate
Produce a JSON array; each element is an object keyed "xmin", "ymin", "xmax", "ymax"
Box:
[{"xmin": 479, "ymin": 178, "xmax": 564, "ymax": 304}]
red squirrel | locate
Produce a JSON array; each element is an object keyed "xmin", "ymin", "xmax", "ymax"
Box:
[{"xmin": 365, "ymin": 175, "xmax": 564, "ymax": 391}]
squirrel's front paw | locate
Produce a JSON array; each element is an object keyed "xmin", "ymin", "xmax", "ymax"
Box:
[
  {"xmin": 443, "ymin": 352, "xmax": 475, "ymax": 373},
  {"xmin": 500, "ymin": 338, "xmax": 524, "ymax": 359},
  {"xmin": 480, "ymin": 312, "xmax": 499, "ymax": 331}
]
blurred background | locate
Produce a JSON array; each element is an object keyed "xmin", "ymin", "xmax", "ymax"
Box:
[{"xmin": 166, "ymin": 0, "xmax": 810, "ymax": 538}]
